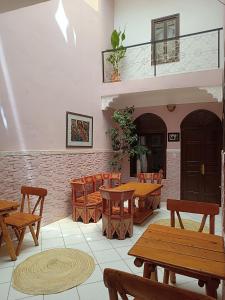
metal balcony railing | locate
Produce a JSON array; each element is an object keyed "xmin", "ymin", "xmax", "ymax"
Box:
[{"xmin": 102, "ymin": 27, "xmax": 223, "ymax": 83}]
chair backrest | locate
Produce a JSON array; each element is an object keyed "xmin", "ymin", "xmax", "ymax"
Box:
[
  {"xmin": 167, "ymin": 199, "xmax": 219, "ymax": 234},
  {"xmin": 110, "ymin": 172, "xmax": 122, "ymax": 187},
  {"xmin": 93, "ymin": 174, "xmax": 104, "ymax": 191},
  {"xmin": 138, "ymin": 171, "xmax": 163, "ymax": 184},
  {"xmin": 20, "ymin": 186, "xmax": 47, "ymax": 217},
  {"xmin": 70, "ymin": 179, "xmax": 88, "ymax": 204},
  {"xmin": 83, "ymin": 176, "xmax": 95, "ymax": 193},
  {"xmin": 99, "ymin": 187, "xmax": 135, "ymax": 217},
  {"xmin": 103, "ymin": 268, "xmax": 214, "ymax": 300}
]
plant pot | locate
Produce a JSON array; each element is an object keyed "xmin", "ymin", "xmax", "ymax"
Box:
[{"xmin": 111, "ymin": 70, "xmax": 120, "ymax": 82}]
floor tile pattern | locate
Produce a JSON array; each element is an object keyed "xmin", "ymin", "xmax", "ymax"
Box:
[{"xmin": 0, "ymin": 203, "xmax": 222, "ymax": 300}]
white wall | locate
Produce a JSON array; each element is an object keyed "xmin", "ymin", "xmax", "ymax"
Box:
[
  {"xmin": 114, "ymin": 0, "xmax": 223, "ymax": 45},
  {"xmin": 0, "ymin": 0, "xmax": 114, "ymax": 151},
  {"xmin": 109, "ymin": 0, "xmax": 224, "ymax": 82}
]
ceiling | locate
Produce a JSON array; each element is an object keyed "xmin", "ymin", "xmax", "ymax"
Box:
[{"xmin": 0, "ymin": 0, "xmax": 49, "ymax": 13}]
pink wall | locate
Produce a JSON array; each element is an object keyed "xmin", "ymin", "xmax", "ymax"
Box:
[
  {"xmin": 0, "ymin": 0, "xmax": 114, "ymax": 151},
  {"xmin": 134, "ymin": 101, "xmax": 222, "ymax": 149},
  {"xmin": 121, "ymin": 102, "xmax": 223, "ymax": 203}
]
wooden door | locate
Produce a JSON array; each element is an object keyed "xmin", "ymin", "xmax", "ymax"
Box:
[{"xmin": 181, "ymin": 110, "xmax": 222, "ymax": 204}]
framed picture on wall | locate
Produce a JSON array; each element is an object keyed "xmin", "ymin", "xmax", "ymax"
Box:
[
  {"xmin": 168, "ymin": 132, "xmax": 180, "ymax": 142},
  {"xmin": 66, "ymin": 112, "xmax": 93, "ymax": 147}
]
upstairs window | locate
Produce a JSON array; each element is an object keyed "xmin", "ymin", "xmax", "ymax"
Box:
[{"xmin": 151, "ymin": 14, "xmax": 180, "ymax": 65}]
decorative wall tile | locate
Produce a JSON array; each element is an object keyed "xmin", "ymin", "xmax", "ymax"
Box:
[{"xmin": 0, "ymin": 151, "xmax": 112, "ymax": 225}]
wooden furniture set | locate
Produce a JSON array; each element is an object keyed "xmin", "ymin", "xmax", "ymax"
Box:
[
  {"xmin": 70, "ymin": 172, "xmax": 121, "ymax": 224},
  {"xmin": 104, "ymin": 268, "xmax": 214, "ymax": 300},
  {"xmin": 0, "ymin": 185, "xmax": 47, "ymax": 260},
  {"xmin": 164, "ymin": 199, "xmax": 220, "ymax": 285},
  {"xmin": 128, "ymin": 199, "xmax": 224, "ymax": 298},
  {"xmin": 113, "ymin": 182, "xmax": 163, "ymax": 224}
]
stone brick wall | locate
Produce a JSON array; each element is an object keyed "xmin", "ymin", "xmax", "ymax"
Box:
[{"xmin": 0, "ymin": 151, "xmax": 112, "ymax": 225}]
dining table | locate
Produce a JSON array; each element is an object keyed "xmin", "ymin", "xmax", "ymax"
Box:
[
  {"xmin": 0, "ymin": 200, "xmax": 19, "ymax": 261},
  {"xmin": 113, "ymin": 182, "xmax": 163, "ymax": 224},
  {"xmin": 128, "ymin": 224, "xmax": 225, "ymax": 298}
]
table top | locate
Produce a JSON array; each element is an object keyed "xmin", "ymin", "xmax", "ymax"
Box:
[
  {"xmin": 0, "ymin": 200, "xmax": 19, "ymax": 213},
  {"xmin": 128, "ymin": 224, "xmax": 225, "ymax": 280},
  {"xmin": 113, "ymin": 182, "xmax": 162, "ymax": 197}
]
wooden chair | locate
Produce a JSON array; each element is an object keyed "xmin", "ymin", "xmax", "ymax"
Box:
[
  {"xmin": 93, "ymin": 174, "xmax": 104, "ymax": 191},
  {"xmin": 83, "ymin": 175, "xmax": 95, "ymax": 193},
  {"xmin": 4, "ymin": 186, "xmax": 47, "ymax": 256},
  {"xmin": 164, "ymin": 198, "xmax": 220, "ymax": 285},
  {"xmin": 70, "ymin": 179, "xmax": 102, "ymax": 223},
  {"xmin": 137, "ymin": 171, "xmax": 163, "ymax": 209},
  {"xmin": 103, "ymin": 268, "xmax": 214, "ymax": 300},
  {"xmin": 99, "ymin": 187, "xmax": 135, "ymax": 239},
  {"xmin": 102, "ymin": 173, "xmax": 111, "ymax": 186},
  {"xmin": 110, "ymin": 172, "xmax": 122, "ymax": 187}
]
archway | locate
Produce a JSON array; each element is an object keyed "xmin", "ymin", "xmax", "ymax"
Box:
[
  {"xmin": 130, "ymin": 113, "xmax": 167, "ymax": 177},
  {"xmin": 181, "ymin": 109, "xmax": 222, "ymax": 204}
]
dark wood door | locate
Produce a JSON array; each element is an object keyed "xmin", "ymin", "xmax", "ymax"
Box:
[{"xmin": 181, "ymin": 110, "xmax": 222, "ymax": 204}]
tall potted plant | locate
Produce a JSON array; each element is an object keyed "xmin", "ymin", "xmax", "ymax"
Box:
[
  {"xmin": 107, "ymin": 29, "xmax": 126, "ymax": 82},
  {"xmin": 107, "ymin": 106, "xmax": 148, "ymax": 171}
]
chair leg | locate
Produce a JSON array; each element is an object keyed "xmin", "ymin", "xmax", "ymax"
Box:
[
  {"xmin": 14, "ymin": 228, "xmax": 20, "ymax": 241},
  {"xmin": 16, "ymin": 228, "xmax": 26, "ymax": 256},
  {"xmin": 29, "ymin": 225, "xmax": 39, "ymax": 246},
  {"xmin": 0, "ymin": 216, "xmax": 17, "ymax": 260},
  {"xmin": 36, "ymin": 221, "xmax": 41, "ymax": 240}
]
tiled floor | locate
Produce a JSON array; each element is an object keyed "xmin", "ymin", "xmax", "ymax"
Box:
[{"xmin": 0, "ymin": 203, "xmax": 223, "ymax": 300}]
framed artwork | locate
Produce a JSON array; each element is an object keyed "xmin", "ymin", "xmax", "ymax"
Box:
[
  {"xmin": 66, "ymin": 112, "xmax": 93, "ymax": 147},
  {"xmin": 168, "ymin": 132, "xmax": 180, "ymax": 142}
]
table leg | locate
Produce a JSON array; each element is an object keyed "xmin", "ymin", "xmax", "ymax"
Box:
[
  {"xmin": 143, "ymin": 263, "xmax": 158, "ymax": 281},
  {"xmin": 205, "ymin": 278, "xmax": 220, "ymax": 298},
  {"xmin": 0, "ymin": 215, "xmax": 17, "ymax": 261}
]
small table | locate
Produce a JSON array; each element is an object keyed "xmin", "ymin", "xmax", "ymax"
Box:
[
  {"xmin": 128, "ymin": 224, "xmax": 225, "ymax": 298},
  {"xmin": 113, "ymin": 182, "xmax": 162, "ymax": 224},
  {"xmin": 0, "ymin": 200, "xmax": 19, "ymax": 261}
]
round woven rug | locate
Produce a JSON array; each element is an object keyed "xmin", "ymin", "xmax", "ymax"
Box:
[
  {"xmin": 153, "ymin": 218, "xmax": 209, "ymax": 232},
  {"xmin": 12, "ymin": 248, "xmax": 95, "ymax": 295}
]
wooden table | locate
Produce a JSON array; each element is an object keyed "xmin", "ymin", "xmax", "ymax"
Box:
[
  {"xmin": 128, "ymin": 224, "xmax": 225, "ymax": 298},
  {"xmin": 113, "ymin": 182, "xmax": 162, "ymax": 224},
  {"xmin": 0, "ymin": 200, "xmax": 19, "ymax": 261}
]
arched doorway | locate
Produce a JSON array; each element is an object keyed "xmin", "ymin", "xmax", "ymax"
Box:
[
  {"xmin": 181, "ymin": 109, "xmax": 222, "ymax": 204},
  {"xmin": 130, "ymin": 113, "xmax": 167, "ymax": 177}
]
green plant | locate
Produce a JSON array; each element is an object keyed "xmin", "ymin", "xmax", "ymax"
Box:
[
  {"xmin": 107, "ymin": 106, "xmax": 148, "ymax": 171},
  {"xmin": 107, "ymin": 29, "xmax": 126, "ymax": 77}
]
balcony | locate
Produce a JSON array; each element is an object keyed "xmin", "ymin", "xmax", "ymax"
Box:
[
  {"xmin": 102, "ymin": 28, "xmax": 223, "ymax": 82},
  {"xmin": 101, "ymin": 28, "xmax": 223, "ymax": 110}
]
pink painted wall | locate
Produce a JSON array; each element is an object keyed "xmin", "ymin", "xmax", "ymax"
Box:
[
  {"xmin": 0, "ymin": 0, "xmax": 114, "ymax": 151},
  {"xmin": 134, "ymin": 101, "xmax": 223, "ymax": 149},
  {"xmin": 121, "ymin": 101, "xmax": 223, "ymax": 203}
]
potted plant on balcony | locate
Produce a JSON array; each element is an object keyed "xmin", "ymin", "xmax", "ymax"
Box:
[
  {"xmin": 107, "ymin": 106, "xmax": 148, "ymax": 171},
  {"xmin": 107, "ymin": 29, "xmax": 126, "ymax": 82}
]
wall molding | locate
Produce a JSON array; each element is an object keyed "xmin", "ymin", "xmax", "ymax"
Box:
[{"xmin": 0, "ymin": 149, "xmax": 112, "ymax": 157}]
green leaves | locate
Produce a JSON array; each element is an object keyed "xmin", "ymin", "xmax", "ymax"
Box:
[
  {"xmin": 111, "ymin": 30, "xmax": 120, "ymax": 49},
  {"xmin": 106, "ymin": 28, "xmax": 126, "ymax": 74}
]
